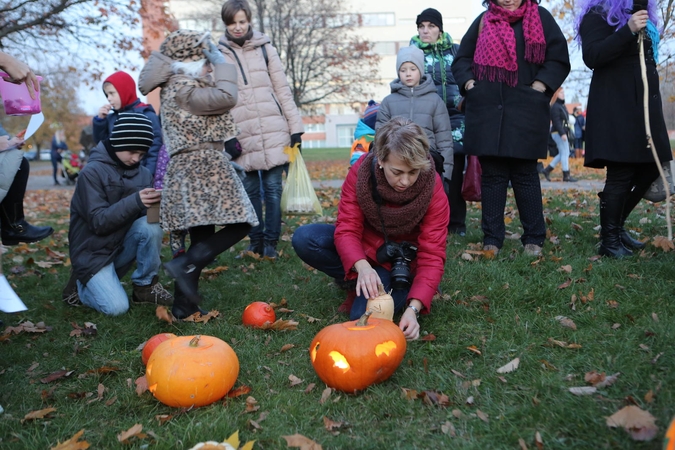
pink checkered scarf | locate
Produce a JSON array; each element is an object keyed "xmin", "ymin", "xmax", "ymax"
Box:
[{"xmin": 473, "ymin": 0, "xmax": 546, "ymax": 87}]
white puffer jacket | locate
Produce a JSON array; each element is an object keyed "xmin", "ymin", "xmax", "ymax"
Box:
[{"xmin": 219, "ymin": 31, "xmax": 304, "ymax": 172}]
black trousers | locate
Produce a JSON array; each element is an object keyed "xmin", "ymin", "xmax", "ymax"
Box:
[
  {"xmin": 446, "ymin": 153, "xmax": 467, "ymax": 233},
  {"xmin": 604, "ymin": 162, "xmax": 659, "ymax": 200},
  {"xmin": 479, "ymin": 156, "xmax": 545, "ymax": 248}
]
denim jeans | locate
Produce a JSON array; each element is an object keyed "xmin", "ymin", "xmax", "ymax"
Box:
[
  {"xmin": 549, "ymin": 133, "xmax": 570, "ymax": 171},
  {"xmin": 77, "ymin": 217, "xmax": 163, "ymax": 316},
  {"xmin": 292, "ymin": 223, "xmax": 408, "ymax": 320},
  {"xmin": 243, "ymin": 164, "xmax": 285, "ymax": 243}
]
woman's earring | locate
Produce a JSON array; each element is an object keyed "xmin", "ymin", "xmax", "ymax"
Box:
[{"xmin": 379, "ymin": 165, "xmax": 383, "ymax": 169}]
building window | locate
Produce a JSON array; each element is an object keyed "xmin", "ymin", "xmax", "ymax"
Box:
[
  {"xmin": 359, "ymin": 13, "xmax": 395, "ymax": 27},
  {"xmin": 372, "ymin": 42, "xmax": 397, "ymax": 56},
  {"xmin": 304, "ymin": 139, "xmax": 326, "ymax": 149},
  {"xmin": 337, "ymin": 125, "xmax": 355, "ymax": 148},
  {"xmin": 305, "ymin": 123, "xmax": 326, "ymax": 133}
]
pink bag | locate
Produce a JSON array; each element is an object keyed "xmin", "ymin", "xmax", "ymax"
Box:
[{"xmin": 461, "ymin": 156, "xmax": 482, "ymax": 202}]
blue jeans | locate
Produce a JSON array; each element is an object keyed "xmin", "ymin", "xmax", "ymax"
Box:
[
  {"xmin": 243, "ymin": 164, "xmax": 285, "ymax": 243},
  {"xmin": 77, "ymin": 217, "xmax": 163, "ymax": 316},
  {"xmin": 549, "ymin": 133, "xmax": 570, "ymax": 171},
  {"xmin": 292, "ymin": 224, "xmax": 408, "ymax": 320}
]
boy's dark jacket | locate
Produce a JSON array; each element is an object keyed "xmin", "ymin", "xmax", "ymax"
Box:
[
  {"xmin": 93, "ymin": 102, "xmax": 162, "ymax": 176},
  {"xmin": 69, "ymin": 141, "xmax": 151, "ymax": 285}
]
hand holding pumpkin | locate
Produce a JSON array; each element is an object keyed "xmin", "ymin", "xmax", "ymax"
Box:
[{"xmin": 353, "ymin": 259, "xmax": 381, "ymax": 300}]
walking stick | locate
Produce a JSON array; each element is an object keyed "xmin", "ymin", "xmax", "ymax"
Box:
[{"xmin": 638, "ymin": 30, "xmax": 672, "ymax": 240}]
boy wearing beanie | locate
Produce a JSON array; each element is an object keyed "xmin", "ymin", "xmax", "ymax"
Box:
[
  {"xmin": 376, "ymin": 46, "xmax": 453, "ymax": 180},
  {"xmin": 349, "ymin": 99, "xmax": 379, "ymax": 166},
  {"xmin": 93, "ymin": 71, "xmax": 163, "ymax": 176},
  {"xmin": 67, "ymin": 112, "xmax": 173, "ymax": 315}
]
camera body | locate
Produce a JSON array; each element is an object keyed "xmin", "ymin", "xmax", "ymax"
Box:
[
  {"xmin": 632, "ymin": 0, "xmax": 648, "ymax": 14},
  {"xmin": 376, "ymin": 241, "xmax": 418, "ymax": 290}
]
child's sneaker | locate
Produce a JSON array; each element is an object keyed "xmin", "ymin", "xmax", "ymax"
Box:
[{"xmin": 132, "ymin": 276, "xmax": 173, "ymax": 306}]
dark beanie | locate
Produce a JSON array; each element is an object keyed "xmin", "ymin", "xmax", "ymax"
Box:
[
  {"xmin": 416, "ymin": 8, "xmax": 443, "ymax": 33},
  {"xmin": 110, "ymin": 112, "xmax": 154, "ymax": 153},
  {"xmin": 362, "ymin": 100, "xmax": 380, "ymax": 130}
]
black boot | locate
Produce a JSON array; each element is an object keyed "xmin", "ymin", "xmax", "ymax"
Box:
[
  {"xmin": 598, "ymin": 192, "xmax": 633, "ymax": 258},
  {"xmin": 0, "ymin": 204, "xmax": 54, "ymax": 246},
  {"xmin": 235, "ymin": 239, "xmax": 262, "ymax": 259},
  {"xmin": 563, "ymin": 171, "xmax": 577, "ymax": 182},
  {"xmin": 171, "ymin": 282, "xmax": 207, "ymax": 320},
  {"xmin": 619, "ymin": 187, "xmax": 647, "ymax": 250},
  {"xmin": 263, "ymin": 240, "xmax": 278, "ymax": 259},
  {"xmin": 542, "ymin": 166, "xmax": 554, "ymax": 181}
]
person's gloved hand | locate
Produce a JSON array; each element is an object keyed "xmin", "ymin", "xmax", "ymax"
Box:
[
  {"xmin": 291, "ymin": 133, "xmax": 303, "ymax": 152},
  {"xmin": 203, "ymin": 41, "xmax": 226, "ymax": 65},
  {"xmin": 225, "ymin": 137, "xmax": 242, "ymax": 159}
]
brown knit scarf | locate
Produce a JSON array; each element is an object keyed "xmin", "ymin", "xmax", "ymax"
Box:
[{"xmin": 356, "ymin": 153, "xmax": 435, "ymax": 237}]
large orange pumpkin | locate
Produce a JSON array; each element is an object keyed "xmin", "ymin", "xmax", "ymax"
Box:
[
  {"xmin": 141, "ymin": 333, "xmax": 177, "ymax": 365},
  {"xmin": 309, "ymin": 311, "xmax": 406, "ymax": 393},
  {"xmin": 242, "ymin": 301, "xmax": 276, "ymax": 328},
  {"xmin": 146, "ymin": 335, "xmax": 239, "ymax": 407},
  {"xmin": 665, "ymin": 416, "xmax": 675, "ymax": 450}
]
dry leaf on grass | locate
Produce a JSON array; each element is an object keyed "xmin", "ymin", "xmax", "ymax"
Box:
[
  {"xmin": 606, "ymin": 405, "xmax": 658, "ymax": 441},
  {"xmin": 585, "ymin": 371, "xmax": 620, "ymax": 388},
  {"xmin": 117, "ymin": 424, "xmax": 145, "ymax": 444},
  {"xmin": 466, "ymin": 345, "xmax": 482, "ymax": 355},
  {"xmin": 319, "ymin": 387, "xmax": 332, "ymax": 404},
  {"xmin": 283, "ymin": 434, "xmax": 323, "ymax": 450},
  {"xmin": 569, "ymin": 386, "xmax": 597, "ymax": 395},
  {"xmin": 21, "ymin": 407, "xmax": 56, "ymax": 423},
  {"xmin": 652, "ymin": 236, "xmax": 674, "ymax": 252},
  {"xmin": 441, "ymin": 421, "xmax": 456, "ymax": 437},
  {"xmin": 182, "ymin": 310, "xmax": 220, "ymax": 324},
  {"xmin": 289, "ymin": 374, "xmax": 303, "ymax": 386},
  {"xmin": 555, "ymin": 315, "xmax": 577, "ymax": 330},
  {"xmin": 476, "ymin": 410, "xmax": 489, "ymax": 423},
  {"xmin": 280, "ymin": 344, "xmax": 295, "ymax": 352},
  {"xmin": 50, "ymin": 429, "xmax": 90, "ymax": 450},
  {"xmin": 534, "ymin": 431, "xmax": 544, "ymax": 449},
  {"xmin": 155, "ymin": 306, "xmax": 175, "ymax": 323},
  {"xmin": 323, "ymin": 416, "xmax": 344, "ymax": 432},
  {"xmin": 41, "ymin": 369, "xmax": 74, "ymax": 384},
  {"xmin": 496, "ymin": 357, "xmax": 520, "ymax": 374},
  {"xmin": 227, "ymin": 385, "xmax": 252, "ymax": 398},
  {"xmin": 135, "ymin": 375, "xmax": 148, "ymax": 396},
  {"xmin": 558, "ymin": 265, "xmax": 573, "ymax": 273},
  {"xmin": 245, "ymin": 396, "xmax": 260, "ymax": 413},
  {"xmin": 260, "ymin": 319, "xmax": 299, "ymax": 331}
]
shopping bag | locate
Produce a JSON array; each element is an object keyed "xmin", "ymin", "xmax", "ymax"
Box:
[
  {"xmin": 643, "ymin": 160, "xmax": 675, "ymax": 203},
  {"xmin": 281, "ymin": 144, "xmax": 323, "ymax": 215},
  {"xmin": 461, "ymin": 155, "xmax": 482, "ymax": 202}
]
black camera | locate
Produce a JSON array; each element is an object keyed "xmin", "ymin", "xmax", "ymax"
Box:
[
  {"xmin": 632, "ymin": 0, "xmax": 647, "ymax": 13},
  {"xmin": 376, "ymin": 241, "xmax": 418, "ymax": 290}
]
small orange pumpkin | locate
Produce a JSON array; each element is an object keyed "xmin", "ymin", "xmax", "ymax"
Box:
[
  {"xmin": 366, "ymin": 284, "xmax": 394, "ymax": 321},
  {"xmin": 665, "ymin": 416, "xmax": 675, "ymax": 450},
  {"xmin": 146, "ymin": 335, "xmax": 239, "ymax": 407},
  {"xmin": 242, "ymin": 301, "xmax": 276, "ymax": 328},
  {"xmin": 309, "ymin": 311, "xmax": 406, "ymax": 393},
  {"xmin": 141, "ymin": 333, "xmax": 177, "ymax": 365}
]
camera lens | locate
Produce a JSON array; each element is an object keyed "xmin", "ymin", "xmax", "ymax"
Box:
[{"xmin": 390, "ymin": 259, "xmax": 412, "ymax": 290}]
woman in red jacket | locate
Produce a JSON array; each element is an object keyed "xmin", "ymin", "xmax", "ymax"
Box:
[{"xmin": 292, "ymin": 117, "xmax": 449, "ymax": 340}]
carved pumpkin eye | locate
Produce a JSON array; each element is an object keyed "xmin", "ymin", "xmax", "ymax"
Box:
[
  {"xmin": 375, "ymin": 341, "xmax": 398, "ymax": 357},
  {"xmin": 329, "ymin": 351, "xmax": 350, "ymax": 372}
]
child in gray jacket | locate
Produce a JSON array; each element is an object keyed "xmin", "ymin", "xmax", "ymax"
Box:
[{"xmin": 376, "ymin": 46, "xmax": 453, "ymax": 180}]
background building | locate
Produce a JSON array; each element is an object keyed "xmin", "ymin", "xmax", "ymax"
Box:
[{"xmin": 151, "ymin": 0, "xmax": 483, "ymax": 148}]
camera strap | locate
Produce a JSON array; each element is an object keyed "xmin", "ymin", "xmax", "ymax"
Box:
[{"xmin": 369, "ymin": 156, "xmax": 391, "ymax": 243}]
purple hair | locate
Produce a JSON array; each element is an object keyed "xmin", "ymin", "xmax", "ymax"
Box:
[{"xmin": 574, "ymin": 0, "xmax": 659, "ymax": 42}]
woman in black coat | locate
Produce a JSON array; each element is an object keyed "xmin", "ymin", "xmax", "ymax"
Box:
[
  {"xmin": 451, "ymin": 0, "xmax": 570, "ymax": 256},
  {"xmin": 577, "ymin": 0, "xmax": 671, "ymax": 258}
]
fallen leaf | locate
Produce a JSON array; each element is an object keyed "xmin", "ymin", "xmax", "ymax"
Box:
[
  {"xmin": 569, "ymin": 386, "xmax": 597, "ymax": 395},
  {"xmin": 227, "ymin": 385, "xmax": 252, "ymax": 398},
  {"xmin": 651, "ymin": 312, "xmax": 659, "ymax": 323},
  {"xmin": 534, "ymin": 431, "xmax": 543, "ymax": 450},
  {"xmin": 451, "ymin": 369, "xmax": 466, "ymax": 378},
  {"xmin": 135, "ymin": 375, "xmax": 148, "ymax": 396},
  {"xmin": 319, "ymin": 387, "xmax": 332, "ymax": 404},
  {"xmin": 595, "ymin": 373, "xmax": 621, "ymax": 388},
  {"xmin": 441, "ymin": 421, "xmax": 456, "ymax": 437},
  {"xmin": 652, "ymin": 236, "xmax": 674, "ymax": 252},
  {"xmin": 323, "ymin": 416, "xmax": 343, "ymax": 432},
  {"xmin": 245, "ymin": 396, "xmax": 260, "ymax": 413},
  {"xmin": 41, "ymin": 369, "xmax": 74, "ymax": 384},
  {"xmin": 282, "ymin": 434, "xmax": 323, "ymax": 449},
  {"xmin": 50, "ymin": 429, "xmax": 90, "ymax": 450},
  {"xmin": 559, "ymin": 265, "xmax": 573, "ymax": 273},
  {"xmin": 476, "ymin": 409, "xmax": 489, "ymax": 423},
  {"xmin": 155, "ymin": 306, "xmax": 175, "ymax": 323},
  {"xmin": 557, "ymin": 279, "xmax": 573, "ymax": 289},
  {"xmin": 420, "ymin": 333, "xmax": 436, "ymax": 341},
  {"xmin": 21, "ymin": 407, "xmax": 57, "ymax": 423},
  {"xmin": 466, "ymin": 345, "xmax": 482, "ymax": 355},
  {"xmin": 644, "ymin": 390, "xmax": 654, "ymax": 403},
  {"xmin": 181, "ymin": 309, "xmax": 220, "ymax": 324},
  {"xmin": 155, "ymin": 414, "xmax": 173, "ymax": 426},
  {"xmin": 555, "ymin": 315, "xmax": 577, "ymax": 330},
  {"xmin": 116, "ymin": 424, "xmax": 144, "ymax": 444},
  {"xmin": 497, "ymin": 357, "xmax": 520, "ymax": 374},
  {"xmin": 260, "ymin": 319, "xmax": 299, "ymax": 331},
  {"xmin": 280, "ymin": 344, "xmax": 295, "ymax": 352},
  {"xmin": 518, "ymin": 438, "xmax": 529, "ymax": 450},
  {"xmin": 606, "ymin": 406, "xmax": 658, "ymax": 441},
  {"xmin": 289, "ymin": 374, "xmax": 303, "ymax": 387},
  {"xmin": 304, "ymin": 383, "xmax": 315, "ymax": 394}
]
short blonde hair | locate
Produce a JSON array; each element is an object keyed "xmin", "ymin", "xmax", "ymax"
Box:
[{"xmin": 373, "ymin": 117, "xmax": 431, "ymax": 171}]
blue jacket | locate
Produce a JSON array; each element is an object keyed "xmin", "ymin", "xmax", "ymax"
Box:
[{"xmin": 92, "ymin": 99, "xmax": 162, "ymax": 176}]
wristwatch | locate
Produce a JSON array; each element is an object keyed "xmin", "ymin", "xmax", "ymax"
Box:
[{"xmin": 407, "ymin": 305, "xmax": 420, "ymax": 318}]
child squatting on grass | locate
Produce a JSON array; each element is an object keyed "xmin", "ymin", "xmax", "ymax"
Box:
[
  {"xmin": 292, "ymin": 117, "xmax": 449, "ymax": 340},
  {"xmin": 66, "ymin": 112, "xmax": 173, "ymax": 316}
]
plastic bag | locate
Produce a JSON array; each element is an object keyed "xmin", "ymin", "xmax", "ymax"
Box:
[
  {"xmin": 461, "ymin": 155, "xmax": 482, "ymax": 202},
  {"xmin": 281, "ymin": 144, "xmax": 322, "ymax": 215}
]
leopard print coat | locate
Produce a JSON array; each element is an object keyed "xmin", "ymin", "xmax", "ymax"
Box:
[{"xmin": 139, "ymin": 52, "xmax": 258, "ymax": 231}]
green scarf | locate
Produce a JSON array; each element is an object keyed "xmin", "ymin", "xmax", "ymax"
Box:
[{"xmin": 410, "ymin": 32, "xmax": 454, "ymax": 104}]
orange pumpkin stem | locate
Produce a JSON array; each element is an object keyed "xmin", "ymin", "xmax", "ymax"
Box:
[
  {"xmin": 189, "ymin": 335, "xmax": 201, "ymax": 347},
  {"xmin": 355, "ymin": 310, "xmax": 373, "ymax": 327}
]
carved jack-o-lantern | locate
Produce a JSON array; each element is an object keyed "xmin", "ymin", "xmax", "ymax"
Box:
[{"xmin": 309, "ymin": 311, "xmax": 406, "ymax": 393}]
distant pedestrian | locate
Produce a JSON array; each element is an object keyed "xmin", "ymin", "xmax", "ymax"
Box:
[
  {"xmin": 573, "ymin": 107, "xmax": 585, "ymax": 157},
  {"xmin": 542, "ymin": 88, "xmax": 577, "ymax": 182},
  {"xmin": 50, "ymin": 129, "xmax": 67, "ymax": 185},
  {"xmin": 577, "ymin": 0, "xmax": 671, "ymax": 258},
  {"xmin": 451, "ymin": 0, "xmax": 570, "ymax": 257}
]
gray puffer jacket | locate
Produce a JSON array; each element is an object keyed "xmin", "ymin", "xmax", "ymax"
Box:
[
  {"xmin": 69, "ymin": 142, "xmax": 152, "ymax": 285},
  {"xmin": 376, "ymin": 75, "xmax": 454, "ymax": 179}
]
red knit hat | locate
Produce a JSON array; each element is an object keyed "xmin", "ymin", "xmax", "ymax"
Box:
[{"xmin": 103, "ymin": 71, "xmax": 139, "ymax": 109}]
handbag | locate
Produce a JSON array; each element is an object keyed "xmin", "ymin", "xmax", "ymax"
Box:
[
  {"xmin": 643, "ymin": 160, "xmax": 675, "ymax": 202},
  {"xmin": 281, "ymin": 145, "xmax": 323, "ymax": 215},
  {"xmin": 461, "ymin": 155, "xmax": 482, "ymax": 202}
]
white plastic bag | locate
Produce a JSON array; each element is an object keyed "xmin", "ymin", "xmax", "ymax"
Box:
[{"xmin": 280, "ymin": 145, "xmax": 322, "ymax": 215}]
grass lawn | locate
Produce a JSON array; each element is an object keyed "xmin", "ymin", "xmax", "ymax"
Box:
[{"xmin": 1, "ymin": 170, "xmax": 674, "ymax": 449}]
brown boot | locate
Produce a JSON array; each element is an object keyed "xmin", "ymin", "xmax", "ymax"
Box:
[{"xmin": 132, "ymin": 276, "xmax": 174, "ymax": 306}]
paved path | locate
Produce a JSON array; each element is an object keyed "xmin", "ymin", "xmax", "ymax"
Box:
[{"xmin": 26, "ymin": 160, "xmax": 605, "ymax": 192}]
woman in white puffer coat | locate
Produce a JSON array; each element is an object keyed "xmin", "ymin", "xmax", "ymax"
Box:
[{"xmin": 218, "ymin": 0, "xmax": 304, "ymax": 259}]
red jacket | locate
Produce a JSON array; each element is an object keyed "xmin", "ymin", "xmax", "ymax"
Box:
[{"xmin": 334, "ymin": 156, "xmax": 449, "ymax": 313}]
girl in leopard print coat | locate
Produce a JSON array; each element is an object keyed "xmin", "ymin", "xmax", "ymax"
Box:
[{"xmin": 139, "ymin": 29, "xmax": 258, "ymax": 319}]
